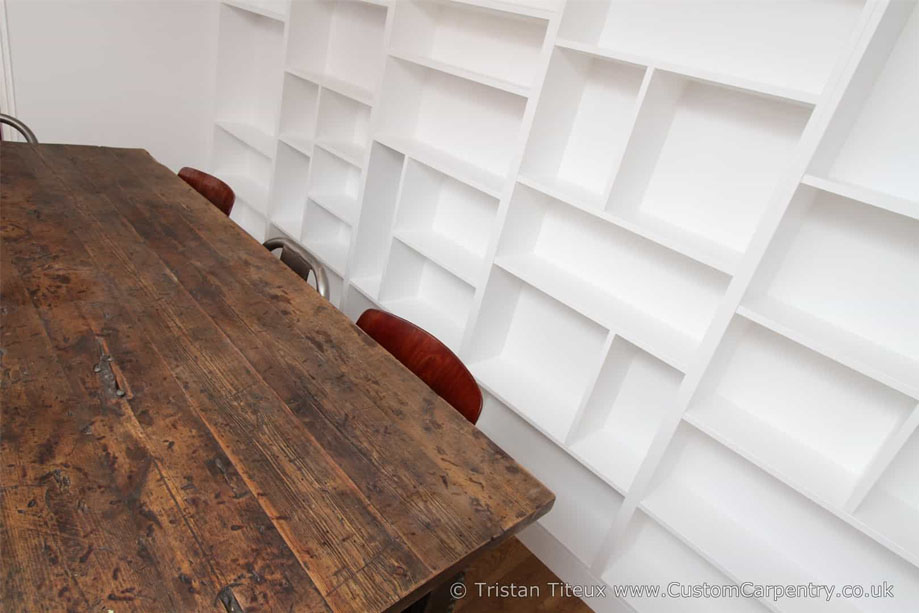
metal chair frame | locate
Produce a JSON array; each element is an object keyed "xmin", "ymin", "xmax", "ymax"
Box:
[
  {"xmin": 0, "ymin": 113, "xmax": 38, "ymax": 143},
  {"xmin": 263, "ymin": 237, "xmax": 330, "ymax": 300}
]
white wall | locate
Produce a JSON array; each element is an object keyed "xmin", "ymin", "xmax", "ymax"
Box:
[{"xmin": 3, "ymin": 0, "xmax": 219, "ymax": 171}]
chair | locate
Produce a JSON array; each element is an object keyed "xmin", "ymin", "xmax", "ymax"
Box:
[
  {"xmin": 263, "ymin": 237, "xmax": 330, "ymax": 300},
  {"xmin": 356, "ymin": 309, "xmax": 482, "ymax": 425},
  {"xmin": 0, "ymin": 113, "xmax": 38, "ymax": 143},
  {"xmin": 177, "ymin": 167, "xmax": 235, "ymax": 217}
]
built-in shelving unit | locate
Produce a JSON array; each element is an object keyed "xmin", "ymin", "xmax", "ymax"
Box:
[
  {"xmin": 210, "ymin": 0, "xmax": 919, "ymax": 606},
  {"xmin": 568, "ymin": 336, "xmax": 683, "ymax": 494},
  {"xmin": 604, "ymin": 511, "xmax": 770, "ymax": 613},
  {"xmin": 376, "ymin": 57, "xmax": 528, "ymax": 194},
  {"xmin": 642, "ymin": 426, "xmax": 919, "ymax": 610}
]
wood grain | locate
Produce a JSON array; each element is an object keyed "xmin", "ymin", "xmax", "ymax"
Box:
[{"xmin": 0, "ymin": 143, "xmax": 554, "ymax": 612}]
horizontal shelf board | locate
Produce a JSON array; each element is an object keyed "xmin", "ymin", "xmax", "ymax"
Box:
[
  {"xmin": 220, "ymin": 173, "xmax": 270, "ymax": 214},
  {"xmin": 222, "ymin": 0, "xmax": 286, "ymax": 22},
  {"xmin": 393, "ymin": 229, "xmax": 481, "ymax": 287},
  {"xmin": 516, "ymin": 172, "xmax": 606, "ymax": 210},
  {"xmin": 683, "ymin": 402, "xmax": 919, "ymax": 570},
  {"xmin": 269, "ymin": 210, "xmax": 303, "ymax": 241},
  {"xmin": 388, "ymin": 50, "xmax": 530, "ymax": 98},
  {"xmin": 856, "ymin": 489, "xmax": 919, "ymax": 568},
  {"xmin": 604, "ymin": 514, "xmax": 772, "ymax": 613},
  {"xmin": 278, "ymin": 133, "xmax": 312, "ymax": 158},
  {"xmin": 471, "ymin": 356, "xmax": 578, "ymax": 442},
  {"xmin": 555, "ymin": 37, "xmax": 819, "ymax": 106},
  {"xmin": 285, "ymin": 65, "xmax": 375, "ymax": 106},
  {"xmin": 381, "ymin": 296, "xmax": 464, "ymax": 351},
  {"xmin": 516, "ymin": 175, "xmax": 739, "ymax": 275},
  {"xmin": 305, "ymin": 238, "xmax": 350, "ymax": 278},
  {"xmin": 495, "ymin": 253, "xmax": 695, "ymax": 372},
  {"xmin": 738, "ymin": 297, "xmax": 919, "ymax": 399},
  {"xmin": 308, "ymin": 192, "xmax": 359, "ymax": 227},
  {"xmin": 685, "ymin": 395, "xmax": 859, "ymax": 509},
  {"xmin": 350, "ymin": 275, "xmax": 382, "ymax": 303},
  {"xmin": 376, "ymin": 134, "xmax": 505, "ymax": 199},
  {"xmin": 474, "ymin": 375, "xmax": 641, "ymax": 503},
  {"xmin": 640, "ymin": 486, "xmax": 823, "ymax": 613},
  {"xmin": 802, "ymin": 173, "xmax": 919, "ymax": 221},
  {"xmin": 215, "ymin": 119, "xmax": 276, "ymax": 158},
  {"xmin": 315, "ymin": 140, "xmax": 365, "ymax": 169},
  {"xmin": 567, "ymin": 432, "xmax": 642, "ymax": 495},
  {"xmin": 451, "ymin": 0, "xmax": 554, "ymax": 20}
]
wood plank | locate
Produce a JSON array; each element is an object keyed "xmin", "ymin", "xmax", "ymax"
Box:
[
  {"xmin": 1, "ymin": 143, "xmax": 555, "ymax": 612},
  {"xmin": 2, "ymin": 144, "xmax": 330, "ymax": 612}
]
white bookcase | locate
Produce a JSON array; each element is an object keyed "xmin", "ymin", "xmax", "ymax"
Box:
[{"xmin": 209, "ymin": 1, "xmax": 919, "ymax": 610}]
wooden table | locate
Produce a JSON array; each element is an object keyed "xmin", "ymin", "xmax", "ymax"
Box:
[{"xmin": 0, "ymin": 144, "xmax": 554, "ymax": 612}]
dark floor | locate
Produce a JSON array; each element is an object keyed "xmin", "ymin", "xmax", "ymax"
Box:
[{"xmin": 455, "ymin": 537, "xmax": 593, "ymax": 612}]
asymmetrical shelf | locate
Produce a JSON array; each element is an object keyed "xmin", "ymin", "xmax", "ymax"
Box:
[
  {"xmin": 393, "ymin": 158, "xmax": 499, "ymax": 285},
  {"xmin": 269, "ymin": 140, "xmax": 311, "ymax": 238},
  {"xmin": 286, "ymin": 0, "xmax": 387, "ymax": 105},
  {"xmin": 522, "ymin": 46, "xmax": 645, "ymax": 207},
  {"xmin": 497, "ymin": 182, "xmax": 729, "ymax": 371},
  {"xmin": 557, "ymin": 0, "xmax": 866, "ymax": 102},
  {"xmin": 376, "ymin": 57, "xmax": 528, "ymax": 195},
  {"xmin": 642, "ymin": 426, "xmax": 919, "ymax": 610},
  {"xmin": 468, "ymin": 267, "xmax": 608, "ymax": 441},
  {"xmin": 604, "ymin": 511, "xmax": 770, "ymax": 613},
  {"xmin": 215, "ymin": 4, "xmax": 284, "ymax": 155},
  {"xmin": 477, "ymin": 392, "xmax": 625, "ymax": 566},
  {"xmin": 744, "ymin": 184, "xmax": 919, "ymax": 398},
  {"xmin": 380, "ymin": 240, "xmax": 474, "ymax": 352},
  {"xmin": 389, "ymin": 0, "xmax": 548, "ymax": 95},
  {"xmin": 209, "ymin": 0, "xmax": 919, "ymax": 604},
  {"xmin": 685, "ymin": 317, "xmax": 915, "ymax": 510},
  {"xmin": 810, "ymin": 3, "xmax": 919, "ymax": 204},
  {"xmin": 568, "ymin": 336, "xmax": 683, "ymax": 493},
  {"xmin": 606, "ymin": 70, "xmax": 812, "ymax": 269},
  {"xmin": 212, "ymin": 126, "xmax": 272, "ymax": 217},
  {"xmin": 278, "ymin": 72, "xmax": 319, "ymax": 156}
]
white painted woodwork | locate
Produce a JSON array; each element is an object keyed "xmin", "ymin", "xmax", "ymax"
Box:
[{"xmin": 209, "ymin": 1, "xmax": 919, "ymax": 610}]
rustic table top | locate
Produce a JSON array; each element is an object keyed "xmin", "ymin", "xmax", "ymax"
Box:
[{"xmin": 0, "ymin": 143, "xmax": 553, "ymax": 612}]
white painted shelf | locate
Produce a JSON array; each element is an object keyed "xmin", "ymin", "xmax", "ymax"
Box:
[
  {"xmin": 316, "ymin": 88, "xmax": 371, "ymax": 166},
  {"xmin": 522, "ymin": 46, "xmax": 645, "ymax": 206},
  {"xmin": 212, "ymin": 125, "xmax": 272, "ymax": 214},
  {"xmin": 468, "ymin": 267, "xmax": 608, "ymax": 441},
  {"xmin": 208, "ymin": 0, "xmax": 919, "ymax": 600},
  {"xmin": 392, "ymin": 158, "xmax": 498, "ymax": 285},
  {"xmin": 497, "ymin": 182, "xmax": 729, "ymax": 371},
  {"xmin": 308, "ymin": 147, "xmax": 362, "ymax": 225},
  {"xmin": 811, "ymin": 3, "xmax": 919, "ymax": 204},
  {"xmin": 607, "ymin": 69, "xmax": 812, "ymax": 263},
  {"xmin": 215, "ymin": 4, "xmax": 284, "ymax": 154},
  {"xmin": 605, "ymin": 511, "xmax": 771, "ymax": 613},
  {"xmin": 268, "ymin": 140, "xmax": 310, "ymax": 238},
  {"xmin": 856, "ymin": 428, "xmax": 919, "ymax": 564},
  {"xmin": 745, "ymin": 184, "xmax": 919, "ymax": 398},
  {"xmin": 557, "ymin": 0, "xmax": 865, "ymax": 103},
  {"xmin": 389, "ymin": 0, "xmax": 548, "ymax": 97},
  {"xmin": 286, "ymin": 0, "xmax": 386, "ymax": 105},
  {"xmin": 278, "ymin": 71, "xmax": 318, "ymax": 156},
  {"xmin": 568, "ymin": 336, "xmax": 683, "ymax": 493},
  {"xmin": 643, "ymin": 426, "xmax": 919, "ymax": 612},
  {"xmin": 222, "ymin": 0, "xmax": 287, "ymax": 23},
  {"xmin": 377, "ymin": 57, "xmax": 527, "ymax": 195},
  {"xmin": 380, "ymin": 239, "xmax": 473, "ymax": 352},
  {"xmin": 303, "ymin": 199, "xmax": 351, "ymax": 277}
]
